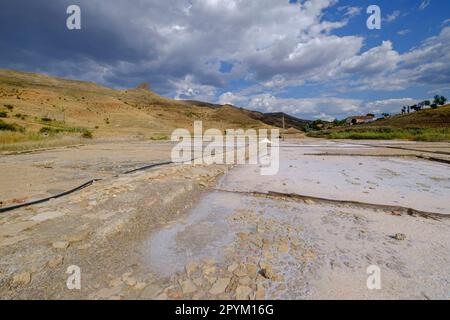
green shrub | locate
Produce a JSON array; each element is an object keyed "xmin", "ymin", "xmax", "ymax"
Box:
[
  {"xmin": 0, "ymin": 120, "xmax": 23, "ymax": 132},
  {"xmin": 81, "ymin": 130, "xmax": 93, "ymax": 139},
  {"xmin": 0, "ymin": 111, "xmax": 7, "ymax": 118},
  {"xmin": 4, "ymin": 104, "xmax": 14, "ymax": 110},
  {"xmin": 41, "ymin": 117, "xmax": 52, "ymax": 122}
]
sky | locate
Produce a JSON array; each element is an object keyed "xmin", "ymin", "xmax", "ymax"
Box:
[{"xmin": 0, "ymin": 0, "xmax": 449, "ymax": 121}]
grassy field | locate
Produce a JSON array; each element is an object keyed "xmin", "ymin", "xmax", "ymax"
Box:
[{"xmin": 308, "ymin": 127, "xmax": 450, "ymax": 141}]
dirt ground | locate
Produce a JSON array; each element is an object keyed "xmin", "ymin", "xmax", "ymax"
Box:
[{"xmin": 0, "ymin": 139, "xmax": 449, "ymax": 299}]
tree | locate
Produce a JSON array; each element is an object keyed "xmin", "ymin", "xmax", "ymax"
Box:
[
  {"xmin": 382, "ymin": 113, "xmax": 390, "ymax": 118},
  {"xmin": 366, "ymin": 113, "xmax": 375, "ymax": 117},
  {"xmin": 433, "ymin": 95, "xmax": 447, "ymax": 106},
  {"xmin": 312, "ymin": 119, "xmax": 324, "ymax": 130}
]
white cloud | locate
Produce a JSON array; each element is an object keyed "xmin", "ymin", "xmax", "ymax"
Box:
[
  {"xmin": 171, "ymin": 75, "xmax": 217, "ymax": 101},
  {"xmin": 397, "ymin": 29, "xmax": 411, "ymax": 36},
  {"xmin": 365, "ymin": 98, "xmax": 419, "ymax": 114},
  {"xmin": 385, "ymin": 10, "xmax": 401, "ymax": 23},
  {"xmin": 419, "ymin": 0, "xmax": 431, "ymax": 10}
]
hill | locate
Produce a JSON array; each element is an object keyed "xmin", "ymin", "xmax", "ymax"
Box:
[
  {"xmin": 308, "ymin": 105, "xmax": 450, "ymax": 141},
  {"xmin": 368, "ymin": 105, "xmax": 450, "ymax": 128},
  {"xmin": 0, "ymin": 69, "xmax": 308, "ymax": 151}
]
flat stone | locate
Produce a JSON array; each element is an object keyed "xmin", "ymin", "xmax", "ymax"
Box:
[
  {"xmin": 278, "ymin": 242, "xmax": 289, "ymax": 253},
  {"xmin": 255, "ymin": 284, "xmax": 266, "ymax": 300},
  {"xmin": 180, "ymin": 279, "xmax": 197, "ymax": 294},
  {"xmin": 30, "ymin": 211, "xmax": 65, "ymax": 222},
  {"xmin": 239, "ymin": 276, "xmax": 251, "ymax": 285},
  {"xmin": 235, "ymin": 285, "xmax": 252, "ymax": 300},
  {"xmin": 227, "ymin": 262, "xmax": 238, "ymax": 272},
  {"xmin": 209, "ymin": 277, "xmax": 231, "ymax": 295},
  {"xmin": 122, "ymin": 274, "xmax": 137, "ymax": 287},
  {"xmin": 91, "ymin": 286, "xmax": 123, "ymax": 300},
  {"xmin": 134, "ymin": 282, "xmax": 147, "ymax": 290},
  {"xmin": 12, "ymin": 272, "xmax": 31, "ymax": 286},
  {"xmin": 140, "ymin": 284, "xmax": 162, "ymax": 299},
  {"xmin": 185, "ymin": 262, "xmax": 199, "ymax": 276},
  {"xmin": 202, "ymin": 265, "xmax": 216, "ymax": 275},
  {"xmin": 47, "ymin": 255, "xmax": 64, "ymax": 268},
  {"xmin": 52, "ymin": 241, "xmax": 70, "ymax": 249},
  {"xmin": 109, "ymin": 277, "xmax": 123, "ymax": 287}
]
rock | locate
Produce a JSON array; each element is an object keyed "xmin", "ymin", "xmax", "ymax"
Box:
[
  {"xmin": 259, "ymin": 263, "xmax": 275, "ymax": 280},
  {"xmin": 202, "ymin": 265, "xmax": 216, "ymax": 276},
  {"xmin": 122, "ymin": 273, "xmax": 137, "ymax": 286},
  {"xmin": 30, "ymin": 211, "xmax": 65, "ymax": 222},
  {"xmin": 65, "ymin": 231, "xmax": 90, "ymax": 243},
  {"xmin": 209, "ymin": 277, "xmax": 231, "ymax": 295},
  {"xmin": 227, "ymin": 262, "xmax": 238, "ymax": 272},
  {"xmin": 278, "ymin": 242, "xmax": 289, "ymax": 253},
  {"xmin": 109, "ymin": 277, "xmax": 123, "ymax": 287},
  {"xmin": 91, "ymin": 286, "xmax": 123, "ymax": 300},
  {"xmin": 255, "ymin": 284, "xmax": 266, "ymax": 300},
  {"xmin": 52, "ymin": 241, "xmax": 69, "ymax": 249},
  {"xmin": 47, "ymin": 255, "xmax": 64, "ymax": 268},
  {"xmin": 140, "ymin": 284, "xmax": 162, "ymax": 299},
  {"xmin": 185, "ymin": 262, "xmax": 199, "ymax": 276},
  {"xmin": 134, "ymin": 282, "xmax": 147, "ymax": 290},
  {"xmin": 180, "ymin": 279, "xmax": 197, "ymax": 294},
  {"xmin": 190, "ymin": 278, "xmax": 202, "ymax": 287},
  {"xmin": 304, "ymin": 199, "xmax": 315, "ymax": 205},
  {"xmin": 235, "ymin": 285, "xmax": 252, "ymax": 300},
  {"xmin": 393, "ymin": 233, "xmax": 406, "ymax": 241},
  {"xmin": 233, "ymin": 267, "xmax": 247, "ymax": 277},
  {"xmin": 245, "ymin": 264, "xmax": 258, "ymax": 275},
  {"xmin": 239, "ymin": 276, "xmax": 251, "ymax": 285},
  {"xmin": 12, "ymin": 272, "xmax": 31, "ymax": 286}
]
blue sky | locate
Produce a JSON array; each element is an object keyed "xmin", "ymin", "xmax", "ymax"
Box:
[{"xmin": 0, "ymin": 0, "xmax": 449, "ymax": 120}]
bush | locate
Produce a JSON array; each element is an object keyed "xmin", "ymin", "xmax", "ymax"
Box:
[
  {"xmin": 81, "ymin": 130, "xmax": 93, "ymax": 139},
  {"xmin": 0, "ymin": 111, "xmax": 8, "ymax": 118},
  {"xmin": 41, "ymin": 117, "xmax": 52, "ymax": 122},
  {"xmin": 4, "ymin": 104, "xmax": 13, "ymax": 110},
  {"xmin": 0, "ymin": 120, "xmax": 23, "ymax": 132}
]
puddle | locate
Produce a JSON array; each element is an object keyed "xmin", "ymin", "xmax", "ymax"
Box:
[{"xmin": 142, "ymin": 192, "xmax": 237, "ymax": 277}]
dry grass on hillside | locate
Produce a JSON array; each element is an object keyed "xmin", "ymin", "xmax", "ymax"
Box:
[{"xmin": 0, "ymin": 69, "xmax": 270, "ymax": 151}]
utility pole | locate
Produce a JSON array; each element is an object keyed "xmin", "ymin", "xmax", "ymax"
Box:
[{"xmin": 282, "ymin": 114, "xmax": 285, "ymax": 141}]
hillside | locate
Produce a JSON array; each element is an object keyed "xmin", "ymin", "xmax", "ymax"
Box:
[
  {"xmin": 368, "ymin": 105, "xmax": 450, "ymax": 128},
  {"xmin": 308, "ymin": 105, "xmax": 450, "ymax": 141},
  {"xmin": 0, "ymin": 69, "xmax": 301, "ymax": 151}
]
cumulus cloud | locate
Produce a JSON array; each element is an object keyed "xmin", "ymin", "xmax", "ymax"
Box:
[
  {"xmin": 0, "ymin": 0, "xmax": 449, "ymax": 120},
  {"xmin": 0, "ymin": 0, "xmax": 358, "ymax": 95}
]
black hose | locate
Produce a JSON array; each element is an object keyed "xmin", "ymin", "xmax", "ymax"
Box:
[
  {"xmin": 0, "ymin": 160, "xmax": 175, "ymax": 214},
  {"xmin": 0, "ymin": 179, "xmax": 102, "ymax": 213}
]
